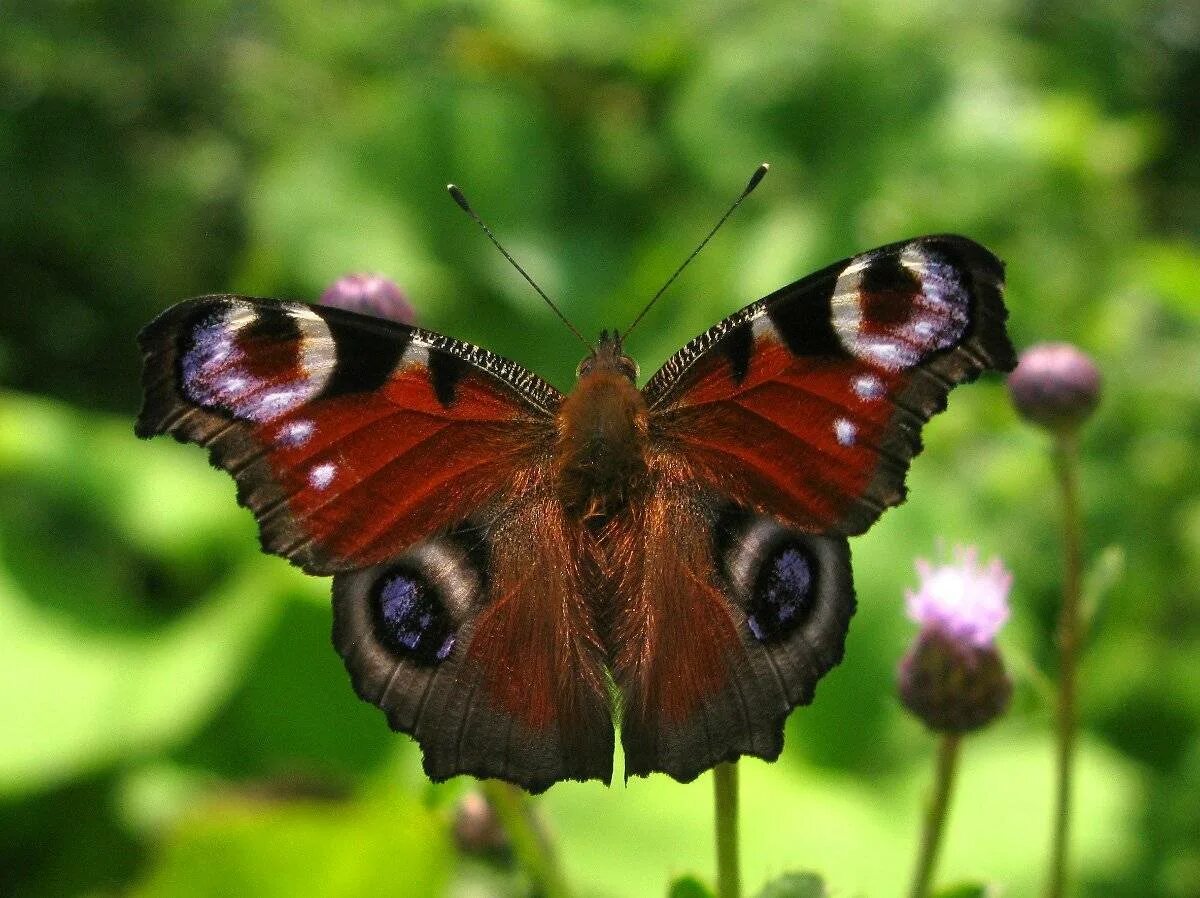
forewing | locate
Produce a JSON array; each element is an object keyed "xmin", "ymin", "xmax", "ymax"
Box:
[
  {"xmin": 642, "ymin": 235, "xmax": 1015, "ymax": 535},
  {"xmin": 136, "ymin": 296, "xmax": 562, "ymax": 573}
]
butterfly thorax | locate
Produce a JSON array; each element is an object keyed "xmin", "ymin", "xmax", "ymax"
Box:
[{"xmin": 554, "ymin": 336, "xmax": 648, "ymax": 521}]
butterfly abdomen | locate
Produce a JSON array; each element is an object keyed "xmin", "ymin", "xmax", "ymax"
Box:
[{"xmin": 554, "ymin": 367, "xmax": 650, "ymax": 520}]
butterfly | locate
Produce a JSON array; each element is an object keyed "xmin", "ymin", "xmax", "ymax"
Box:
[{"xmin": 136, "ymin": 229, "xmax": 1014, "ymax": 793}]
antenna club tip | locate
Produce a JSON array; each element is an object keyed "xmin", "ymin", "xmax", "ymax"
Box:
[
  {"xmin": 746, "ymin": 163, "xmax": 770, "ymax": 194},
  {"xmin": 447, "ymin": 184, "xmax": 472, "ymax": 213}
]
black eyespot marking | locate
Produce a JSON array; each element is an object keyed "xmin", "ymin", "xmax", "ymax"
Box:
[
  {"xmin": 372, "ymin": 567, "xmax": 456, "ymax": 665},
  {"xmin": 860, "ymin": 254, "xmax": 918, "ymax": 293},
  {"xmin": 747, "ymin": 541, "xmax": 817, "ymax": 642},
  {"xmin": 766, "ymin": 287, "xmax": 845, "ymax": 358},
  {"xmin": 318, "ymin": 309, "xmax": 410, "ymax": 398},
  {"xmin": 429, "ymin": 351, "xmax": 469, "ymax": 408},
  {"xmin": 719, "ymin": 323, "xmax": 754, "ymax": 384},
  {"xmin": 242, "ymin": 304, "xmax": 303, "ymax": 344}
]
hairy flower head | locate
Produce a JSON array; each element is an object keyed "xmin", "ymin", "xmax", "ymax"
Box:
[{"xmin": 899, "ymin": 546, "xmax": 1014, "ymax": 733}]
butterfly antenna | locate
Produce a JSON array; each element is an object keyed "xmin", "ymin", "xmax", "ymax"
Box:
[
  {"xmin": 621, "ymin": 162, "xmax": 770, "ymax": 342},
  {"xmin": 447, "ymin": 184, "xmax": 590, "ymax": 351}
]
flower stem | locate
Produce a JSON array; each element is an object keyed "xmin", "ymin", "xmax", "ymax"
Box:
[
  {"xmin": 908, "ymin": 732, "xmax": 963, "ymax": 898},
  {"xmin": 714, "ymin": 762, "xmax": 741, "ymax": 898},
  {"xmin": 1045, "ymin": 431, "xmax": 1083, "ymax": 898},
  {"xmin": 479, "ymin": 780, "xmax": 570, "ymax": 898}
]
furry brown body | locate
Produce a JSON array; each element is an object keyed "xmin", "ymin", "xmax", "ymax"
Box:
[{"xmin": 554, "ymin": 339, "xmax": 649, "ymax": 521}]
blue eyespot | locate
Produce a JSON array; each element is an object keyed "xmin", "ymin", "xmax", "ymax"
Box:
[
  {"xmin": 746, "ymin": 544, "xmax": 815, "ymax": 642},
  {"xmin": 375, "ymin": 570, "xmax": 456, "ymax": 665}
]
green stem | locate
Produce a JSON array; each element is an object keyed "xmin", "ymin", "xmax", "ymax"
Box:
[
  {"xmin": 1045, "ymin": 431, "xmax": 1083, "ymax": 898},
  {"xmin": 479, "ymin": 780, "xmax": 570, "ymax": 898},
  {"xmin": 908, "ymin": 732, "xmax": 963, "ymax": 898},
  {"xmin": 714, "ymin": 762, "xmax": 741, "ymax": 898}
]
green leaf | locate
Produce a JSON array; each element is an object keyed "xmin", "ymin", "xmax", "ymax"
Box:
[
  {"xmin": 668, "ymin": 874, "xmax": 716, "ymax": 898},
  {"xmin": 0, "ymin": 555, "xmax": 280, "ymax": 795},
  {"xmin": 754, "ymin": 871, "xmax": 829, "ymax": 898},
  {"xmin": 130, "ymin": 784, "xmax": 451, "ymax": 898},
  {"xmin": 1081, "ymin": 545, "xmax": 1126, "ymax": 639},
  {"xmin": 0, "ymin": 393, "xmax": 285, "ymax": 795},
  {"xmin": 933, "ymin": 883, "xmax": 996, "ymax": 898}
]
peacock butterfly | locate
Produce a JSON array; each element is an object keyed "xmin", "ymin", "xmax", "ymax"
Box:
[{"xmin": 135, "ymin": 182, "xmax": 1014, "ymax": 793}]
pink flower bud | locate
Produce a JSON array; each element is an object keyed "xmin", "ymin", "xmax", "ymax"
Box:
[
  {"xmin": 1008, "ymin": 342, "xmax": 1101, "ymax": 434},
  {"xmin": 320, "ymin": 274, "xmax": 415, "ymax": 326}
]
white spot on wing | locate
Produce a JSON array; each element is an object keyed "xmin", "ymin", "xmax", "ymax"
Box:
[
  {"xmin": 834, "ymin": 417, "xmax": 857, "ymax": 447},
  {"xmin": 309, "ymin": 462, "xmax": 336, "ymax": 490},
  {"xmin": 750, "ymin": 316, "xmax": 774, "ymax": 340},
  {"xmin": 853, "ymin": 374, "xmax": 885, "ymax": 401},
  {"xmin": 278, "ymin": 419, "xmax": 314, "ymax": 447}
]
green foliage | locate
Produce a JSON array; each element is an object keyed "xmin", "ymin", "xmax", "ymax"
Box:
[
  {"xmin": 2, "ymin": 0, "xmax": 1198, "ymax": 896},
  {"xmin": 130, "ymin": 783, "xmax": 452, "ymax": 898},
  {"xmin": 932, "ymin": 884, "xmax": 994, "ymax": 898},
  {"xmin": 0, "ymin": 394, "xmax": 284, "ymax": 794},
  {"xmin": 669, "ymin": 874, "xmax": 717, "ymax": 898},
  {"xmin": 754, "ymin": 872, "xmax": 828, "ymax": 898}
]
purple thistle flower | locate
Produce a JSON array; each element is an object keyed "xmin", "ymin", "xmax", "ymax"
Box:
[
  {"xmin": 320, "ymin": 273, "xmax": 415, "ymax": 326},
  {"xmin": 906, "ymin": 546, "xmax": 1012, "ymax": 648},
  {"xmin": 899, "ymin": 546, "xmax": 1014, "ymax": 733}
]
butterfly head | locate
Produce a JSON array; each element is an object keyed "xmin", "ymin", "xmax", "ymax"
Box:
[{"xmin": 576, "ymin": 329, "xmax": 640, "ymax": 384}]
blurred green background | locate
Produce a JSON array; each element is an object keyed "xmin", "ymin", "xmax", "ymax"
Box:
[{"xmin": 2, "ymin": 1, "xmax": 1198, "ymax": 896}]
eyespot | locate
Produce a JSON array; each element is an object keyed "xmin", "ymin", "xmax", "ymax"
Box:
[
  {"xmin": 830, "ymin": 245, "xmax": 971, "ymax": 371},
  {"xmin": 372, "ymin": 568, "xmax": 457, "ymax": 665},
  {"xmin": 179, "ymin": 301, "xmax": 334, "ymax": 422},
  {"xmin": 715, "ymin": 509, "xmax": 854, "ymax": 647},
  {"xmin": 746, "ymin": 542, "xmax": 816, "ymax": 642}
]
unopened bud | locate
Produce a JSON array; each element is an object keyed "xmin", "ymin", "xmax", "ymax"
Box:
[
  {"xmin": 898, "ymin": 629, "xmax": 1013, "ymax": 732},
  {"xmin": 1008, "ymin": 342, "xmax": 1101, "ymax": 434},
  {"xmin": 320, "ymin": 273, "xmax": 415, "ymax": 326},
  {"xmin": 453, "ymin": 790, "xmax": 512, "ymax": 863}
]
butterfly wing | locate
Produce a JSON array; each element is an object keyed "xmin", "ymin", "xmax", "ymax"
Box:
[
  {"xmin": 137, "ymin": 297, "xmax": 613, "ymax": 789},
  {"xmin": 331, "ymin": 491, "xmax": 613, "ymax": 792},
  {"xmin": 615, "ymin": 235, "xmax": 1014, "ymax": 780},
  {"xmin": 642, "ymin": 235, "xmax": 1014, "ymax": 534}
]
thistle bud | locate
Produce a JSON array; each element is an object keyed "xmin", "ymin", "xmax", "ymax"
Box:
[
  {"xmin": 320, "ymin": 273, "xmax": 415, "ymax": 326},
  {"xmin": 1007, "ymin": 342, "xmax": 1101, "ymax": 434},
  {"xmin": 452, "ymin": 790, "xmax": 512, "ymax": 863},
  {"xmin": 897, "ymin": 547, "xmax": 1013, "ymax": 733}
]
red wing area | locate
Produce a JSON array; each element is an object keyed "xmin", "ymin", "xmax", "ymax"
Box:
[
  {"xmin": 655, "ymin": 338, "xmax": 909, "ymax": 533},
  {"xmin": 644, "ymin": 235, "xmax": 1014, "ymax": 536},
  {"xmin": 607, "ymin": 474, "xmax": 856, "ymax": 782},
  {"xmin": 332, "ymin": 493, "xmax": 614, "ymax": 791},
  {"xmin": 136, "ymin": 296, "xmax": 560, "ymax": 573},
  {"xmin": 253, "ymin": 374, "xmax": 540, "ymax": 567}
]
